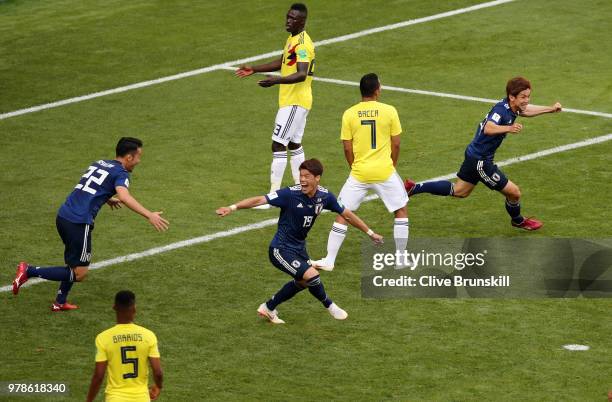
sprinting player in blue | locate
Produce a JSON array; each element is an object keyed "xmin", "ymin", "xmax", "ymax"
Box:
[
  {"xmin": 12, "ymin": 137, "xmax": 169, "ymax": 311},
  {"xmin": 216, "ymin": 159, "xmax": 383, "ymax": 324},
  {"xmin": 404, "ymin": 77, "xmax": 562, "ymax": 230}
]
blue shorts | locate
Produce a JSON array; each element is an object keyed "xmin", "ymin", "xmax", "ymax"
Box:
[
  {"xmin": 56, "ymin": 215, "xmax": 93, "ymax": 268},
  {"xmin": 268, "ymin": 247, "xmax": 311, "ymax": 280},
  {"xmin": 457, "ymin": 154, "xmax": 508, "ymax": 191}
]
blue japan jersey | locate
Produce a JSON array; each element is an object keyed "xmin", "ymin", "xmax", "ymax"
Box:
[
  {"xmin": 57, "ymin": 160, "xmax": 130, "ymax": 224},
  {"xmin": 465, "ymin": 98, "xmax": 518, "ymax": 160},
  {"xmin": 265, "ymin": 185, "xmax": 345, "ymax": 252}
]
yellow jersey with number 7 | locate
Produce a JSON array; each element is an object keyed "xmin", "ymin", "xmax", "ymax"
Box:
[{"xmin": 341, "ymin": 101, "xmax": 402, "ymax": 183}]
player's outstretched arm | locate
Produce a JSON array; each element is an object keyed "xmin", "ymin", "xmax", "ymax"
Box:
[
  {"xmin": 236, "ymin": 57, "xmax": 283, "ymax": 77},
  {"xmin": 115, "ymin": 187, "xmax": 169, "ymax": 232},
  {"xmin": 258, "ymin": 62, "xmax": 308, "ymax": 87},
  {"xmin": 86, "ymin": 361, "xmax": 107, "ymax": 402},
  {"xmin": 216, "ymin": 196, "xmax": 268, "ymax": 216},
  {"xmin": 340, "ymin": 208, "xmax": 384, "ymax": 244},
  {"xmin": 484, "ymin": 120, "xmax": 522, "ymax": 136},
  {"xmin": 149, "ymin": 357, "xmax": 163, "ymax": 400},
  {"xmin": 520, "ymin": 102, "xmax": 562, "ymax": 117}
]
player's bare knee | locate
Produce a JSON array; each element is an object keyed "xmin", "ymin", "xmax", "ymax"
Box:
[
  {"xmin": 74, "ymin": 267, "xmax": 88, "ymax": 282},
  {"xmin": 394, "ymin": 206, "xmax": 408, "ymax": 218},
  {"xmin": 288, "ymin": 141, "xmax": 301, "ymax": 150},
  {"xmin": 453, "ymin": 189, "xmax": 470, "ymax": 198},
  {"xmin": 302, "ymin": 267, "xmax": 319, "ymax": 281},
  {"xmin": 335, "ymin": 214, "xmax": 348, "ymax": 225},
  {"xmin": 271, "ymin": 141, "xmax": 287, "ymax": 152}
]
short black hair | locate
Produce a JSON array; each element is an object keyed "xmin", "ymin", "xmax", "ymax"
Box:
[
  {"xmin": 360, "ymin": 73, "xmax": 380, "ymax": 97},
  {"xmin": 116, "ymin": 137, "xmax": 143, "ymax": 157},
  {"xmin": 299, "ymin": 158, "xmax": 323, "ymax": 177},
  {"xmin": 114, "ymin": 290, "xmax": 136, "ymax": 309},
  {"xmin": 290, "ymin": 3, "xmax": 307, "ymax": 16}
]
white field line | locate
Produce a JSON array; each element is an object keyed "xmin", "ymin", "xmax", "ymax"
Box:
[
  {"xmin": 0, "ymin": 0, "xmax": 515, "ymax": 121},
  {"xmin": 3, "ymin": 132, "xmax": 611, "ymax": 293},
  {"xmin": 220, "ymin": 67, "xmax": 612, "ymax": 119}
]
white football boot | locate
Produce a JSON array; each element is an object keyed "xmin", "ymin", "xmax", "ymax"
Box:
[
  {"xmin": 327, "ymin": 302, "xmax": 348, "ymax": 320},
  {"xmin": 257, "ymin": 303, "xmax": 285, "ymax": 324}
]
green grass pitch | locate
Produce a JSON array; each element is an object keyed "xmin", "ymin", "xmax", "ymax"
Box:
[{"xmin": 1, "ymin": 0, "xmax": 611, "ymax": 400}]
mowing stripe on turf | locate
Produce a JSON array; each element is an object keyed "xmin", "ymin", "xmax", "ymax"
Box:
[
  {"xmin": 220, "ymin": 67, "xmax": 612, "ymax": 120},
  {"xmin": 0, "ymin": 0, "xmax": 515, "ymax": 121},
  {"xmin": 3, "ymin": 132, "xmax": 611, "ymax": 293}
]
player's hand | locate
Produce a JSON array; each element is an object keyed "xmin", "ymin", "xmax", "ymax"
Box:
[
  {"xmin": 508, "ymin": 123, "xmax": 523, "ymax": 134},
  {"xmin": 235, "ymin": 66, "xmax": 254, "ymax": 78},
  {"xmin": 258, "ymin": 75, "xmax": 278, "ymax": 87},
  {"xmin": 551, "ymin": 102, "xmax": 562, "ymax": 112},
  {"xmin": 149, "ymin": 384, "xmax": 161, "ymax": 400},
  {"xmin": 107, "ymin": 197, "xmax": 122, "ymax": 210},
  {"xmin": 369, "ymin": 233, "xmax": 384, "ymax": 245},
  {"xmin": 216, "ymin": 207, "xmax": 232, "ymax": 217},
  {"xmin": 149, "ymin": 212, "xmax": 169, "ymax": 232}
]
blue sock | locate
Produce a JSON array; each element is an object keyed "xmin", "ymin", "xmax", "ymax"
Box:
[
  {"xmin": 412, "ymin": 180, "xmax": 454, "ymax": 196},
  {"xmin": 505, "ymin": 199, "xmax": 524, "ymax": 224},
  {"xmin": 266, "ymin": 280, "xmax": 304, "ymax": 310},
  {"xmin": 56, "ymin": 281, "xmax": 75, "ymax": 304},
  {"xmin": 26, "ymin": 266, "xmax": 73, "ymax": 282},
  {"xmin": 306, "ymin": 275, "xmax": 332, "ymax": 308}
]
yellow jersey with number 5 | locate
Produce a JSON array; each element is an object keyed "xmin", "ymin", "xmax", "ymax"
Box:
[
  {"xmin": 95, "ymin": 323, "xmax": 160, "ymax": 401},
  {"xmin": 341, "ymin": 101, "xmax": 402, "ymax": 183},
  {"xmin": 279, "ymin": 31, "xmax": 315, "ymax": 110}
]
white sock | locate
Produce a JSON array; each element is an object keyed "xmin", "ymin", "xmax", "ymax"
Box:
[
  {"xmin": 325, "ymin": 222, "xmax": 348, "ymax": 265},
  {"xmin": 394, "ymin": 218, "xmax": 409, "ymax": 256},
  {"xmin": 289, "ymin": 146, "xmax": 305, "ymax": 184},
  {"xmin": 270, "ymin": 151, "xmax": 287, "ymax": 192}
]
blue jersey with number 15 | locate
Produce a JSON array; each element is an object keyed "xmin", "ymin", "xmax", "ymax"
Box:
[{"xmin": 58, "ymin": 160, "xmax": 130, "ymax": 224}]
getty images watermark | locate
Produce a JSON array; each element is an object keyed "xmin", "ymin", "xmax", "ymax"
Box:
[{"xmin": 361, "ymin": 238, "xmax": 612, "ymax": 298}]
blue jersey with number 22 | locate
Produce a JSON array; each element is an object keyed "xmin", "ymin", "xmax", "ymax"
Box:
[{"xmin": 58, "ymin": 160, "xmax": 130, "ymax": 225}]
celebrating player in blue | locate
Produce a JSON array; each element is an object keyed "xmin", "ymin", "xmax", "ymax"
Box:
[
  {"xmin": 12, "ymin": 137, "xmax": 169, "ymax": 311},
  {"xmin": 404, "ymin": 77, "xmax": 562, "ymax": 230},
  {"xmin": 216, "ymin": 159, "xmax": 383, "ymax": 324}
]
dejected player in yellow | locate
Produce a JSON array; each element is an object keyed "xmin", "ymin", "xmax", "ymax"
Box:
[
  {"xmin": 87, "ymin": 291, "xmax": 163, "ymax": 402},
  {"xmin": 236, "ymin": 3, "xmax": 315, "ymax": 208},
  {"xmin": 313, "ymin": 73, "xmax": 410, "ymax": 271}
]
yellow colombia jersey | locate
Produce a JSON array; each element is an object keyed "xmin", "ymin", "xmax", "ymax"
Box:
[
  {"xmin": 279, "ymin": 31, "xmax": 315, "ymax": 110},
  {"xmin": 341, "ymin": 101, "xmax": 402, "ymax": 183},
  {"xmin": 95, "ymin": 323, "xmax": 160, "ymax": 402}
]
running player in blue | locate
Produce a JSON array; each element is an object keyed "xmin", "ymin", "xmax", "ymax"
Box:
[
  {"xmin": 404, "ymin": 77, "xmax": 562, "ymax": 231},
  {"xmin": 216, "ymin": 159, "xmax": 383, "ymax": 324},
  {"xmin": 12, "ymin": 137, "xmax": 169, "ymax": 311}
]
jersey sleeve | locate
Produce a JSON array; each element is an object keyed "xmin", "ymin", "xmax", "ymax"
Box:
[
  {"xmin": 265, "ymin": 187, "xmax": 291, "ymax": 208},
  {"xmin": 390, "ymin": 106, "xmax": 402, "ymax": 136},
  {"xmin": 487, "ymin": 104, "xmax": 512, "ymax": 125},
  {"xmin": 340, "ymin": 110, "xmax": 352, "ymax": 140},
  {"xmin": 114, "ymin": 171, "xmax": 130, "ymax": 189},
  {"xmin": 94, "ymin": 334, "xmax": 108, "ymax": 362},
  {"xmin": 295, "ymin": 42, "xmax": 313, "ymax": 63},
  {"xmin": 148, "ymin": 332, "xmax": 161, "ymax": 358},
  {"xmin": 326, "ymin": 192, "xmax": 345, "ymax": 215}
]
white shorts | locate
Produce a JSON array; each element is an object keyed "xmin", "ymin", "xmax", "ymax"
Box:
[
  {"xmin": 338, "ymin": 172, "xmax": 408, "ymax": 213},
  {"xmin": 271, "ymin": 105, "xmax": 309, "ymax": 146}
]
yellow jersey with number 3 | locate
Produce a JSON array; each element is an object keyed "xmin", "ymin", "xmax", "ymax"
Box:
[
  {"xmin": 279, "ymin": 31, "xmax": 315, "ymax": 110},
  {"xmin": 341, "ymin": 101, "xmax": 402, "ymax": 183},
  {"xmin": 95, "ymin": 323, "xmax": 160, "ymax": 402}
]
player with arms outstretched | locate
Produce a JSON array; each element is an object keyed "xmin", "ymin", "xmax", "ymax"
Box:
[
  {"xmin": 404, "ymin": 77, "xmax": 562, "ymax": 230},
  {"xmin": 86, "ymin": 290, "xmax": 163, "ymax": 402},
  {"xmin": 217, "ymin": 159, "xmax": 383, "ymax": 324},
  {"xmin": 12, "ymin": 137, "xmax": 169, "ymax": 310},
  {"xmin": 236, "ymin": 3, "xmax": 315, "ymax": 206}
]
